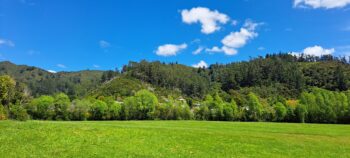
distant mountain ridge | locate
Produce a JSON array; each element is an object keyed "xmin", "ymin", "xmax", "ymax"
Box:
[
  {"xmin": 0, "ymin": 61, "xmax": 105, "ymax": 98},
  {"xmin": 1, "ymin": 54, "xmax": 350, "ymax": 100}
]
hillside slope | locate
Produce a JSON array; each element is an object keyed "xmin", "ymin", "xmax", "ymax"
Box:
[{"xmin": 0, "ymin": 61, "xmax": 104, "ymax": 98}]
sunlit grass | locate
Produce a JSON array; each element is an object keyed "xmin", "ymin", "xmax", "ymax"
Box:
[{"xmin": 0, "ymin": 121, "xmax": 349, "ymax": 157}]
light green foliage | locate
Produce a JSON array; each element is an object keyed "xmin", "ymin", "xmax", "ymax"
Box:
[
  {"xmin": 193, "ymin": 104, "xmax": 210, "ymax": 120},
  {"xmin": 103, "ymin": 97, "xmax": 121, "ymax": 120},
  {"xmin": 9, "ymin": 104, "xmax": 29, "ymax": 121},
  {"xmin": 246, "ymin": 92, "xmax": 263, "ymax": 121},
  {"xmin": 123, "ymin": 90, "xmax": 158, "ymax": 120},
  {"xmin": 300, "ymin": 88, "xmax": 348, "ymax": 123},
  {"xmin": 89, "ymin": 100, "xmax": 108, "ymax": 120},
  {"xmin": 28, "ymin": 95, "xmax": 55, "ymax": 120},
  {"xmin": 223, "ymin": 100, "xmax": 238, "ymax": 121},
  {"xmin": 274, "ymin": 102, "xmax": 287, "ymax": 121},
  {"xmin": 0, "ymin": 75, "xmax": 16, "ymax": 105},
  {"xmin": 69, "ymin": 99, "xmax": 90, "ymax": 120},
  {"xmin": 295, "ymin": 103, "xmax": 307, "ymax": 123},
  {"xmin": 0, "ymin": 104, "xmax": 7, "ymax": 120},
  {"xmin": 53, "ymin": 93, "xmax": 71, "ymax": 120},
  {"xmin": 153, "ymin": 97, "xmax": 175, "ymax": 120},
  {"xmin": 202, "ymin": 94, "xmax": 224, "ymax": 120}
]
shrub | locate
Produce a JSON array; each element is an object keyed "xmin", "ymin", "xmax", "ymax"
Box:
[
  {"xmin": 122, "ymin": 90, "xmax": 158, "ymax": 120},
  {"xmin": 89, "ymin": 100, "xmax": 108, "ymax": 120},
  {"xmin": 104, "ymin": 97, "xmax": 121, "ymax": 120},
  {"xmin": 295, "ymin": 103, "xmax": 307, "ymax": 123},
  {"xmin": 69, "ymin": 99, "xmax": 90, "ymax": 121},
  {"xmin": 0, "ymin": 104, "xmax": 7, "ymax": 120},
  {"xmin": 10, "ymin": 104, "xmax": 29, "ymax": 121},
  {"xmin": 27, "ymin": 95, "xmax": 55, "ymax": 120},
  {"xmin": 54, "ymin": 93, "xmax": 71, "ymax": 120},
  {"xmin": 274, "ymin": 102, "xmax": 287, "ymax": 122},
  {"xmin": 246, "ymin": 92, "xmax": 263, "ymax": 121}
]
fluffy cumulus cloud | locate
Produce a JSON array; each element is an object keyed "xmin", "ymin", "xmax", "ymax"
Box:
[
  {"xmin": 206, "ymin": 20, "xmax": 261, "ymax": 56},
  {"xmin": 181, "ymin": 7, "xmax": 229, "ymax": 34},
  {"xmin": 155, "ymin": 43, "xmax": 187, "ymax": 56},
  {"xmin": 221, "ymin": 28, "xmax": 257, "ymax": 48},
  {"xmin": 0, "ymin": 38, "xmax": 15, "ymax": 47},
  {"xmin": 99, "ymin": 40, "xmax": 111, "ymax": 48},
  {"xmin": 192, "ymin": 60, "xmax": 208, "ymax": 68},
  {"xmin": 294, "ymin": 0, "xmax": 350, "ymax": 9},
  {"xmin": 292, "ymin": 45, "xmax": 335, "ymax": 56},
  {"xmin": 206, "ymin": 46, "xmax": 238, "ymax": 55}
]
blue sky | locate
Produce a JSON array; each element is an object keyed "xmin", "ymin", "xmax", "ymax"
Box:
[{"xmin": 0, "ymin": 0, "xmax": 350, "ymax": 72}]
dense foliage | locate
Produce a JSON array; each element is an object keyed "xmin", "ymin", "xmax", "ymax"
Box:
[{"xmin": 1, "ymin": 53, "xmax": 350, "ymax": 123}]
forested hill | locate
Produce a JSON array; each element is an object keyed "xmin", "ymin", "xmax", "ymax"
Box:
[
  {"xmin": 122, "ymin": 54, "xmax": 350, "ymax": 99},
  {"xmin": 1, "ymin": 53, "xmax": 350, "ymax": 100},
  {"xmin": 0, "ymin": 61, "xmax": 108, "ymax": 98}
]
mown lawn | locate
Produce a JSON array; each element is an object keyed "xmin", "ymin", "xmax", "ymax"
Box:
[{"xmin": 0, "ymin": 121, "xmax": 349, "ymax": 158}]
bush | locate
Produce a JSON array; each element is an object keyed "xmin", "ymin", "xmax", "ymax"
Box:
[
  {"xmin": 246, "ymin": 92, "xmax": 263, "ymax": 121},
  {"xmin": 89, "ymin": 100, "xmax": 108, "ymax": 120},
  {"xmin": 223, "ymin": 100, "xmax": 238, "ymax": 121},
  {"xmin": 27, "ymin": 95, "xmax": 55, "ymax": 120},
  {"xmin": 295, "ymin": 103, "xmax": 307, "ymax": 123},
  {"xmin": 10, "ymin": 104, "xmax": 29, "ymax": 121},
  {"xmin": 69, "ymin": 99, "xmax": 90, "ymax": 121},
  {"xmin": 0, "ymin": 104, "xmax": 7, "ymax": 120},
  {"xmin": 274, "ymin": 102, "xmax": 287, "ymax": 122},
  {"xmin": 122, "ymin": 90, "xmax": 158, "ymax": 120},
  {"xmin": 54, "ymin": 93, "xmax": 71, "ymax": 120}
]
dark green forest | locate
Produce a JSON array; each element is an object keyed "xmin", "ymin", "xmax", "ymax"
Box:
[{"xmin": 1, "ymin": 53, "xmax": 350, "ymax": 123}]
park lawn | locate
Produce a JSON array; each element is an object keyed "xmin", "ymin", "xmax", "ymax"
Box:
[{"xmin": 0, "ymin": 121, "xmax": 349, "ymax": 158}]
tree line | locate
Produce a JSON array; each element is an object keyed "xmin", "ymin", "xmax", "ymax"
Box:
[
  {"xmin": 1, "ymin": 74, "xmax": 350, "ymax": 123},
  {"xmin": 1, "ymin": 53, "xmax": 350, "ymax": 123}
]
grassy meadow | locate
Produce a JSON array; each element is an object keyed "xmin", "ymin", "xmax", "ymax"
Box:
[{"xmin": 0, "ymin": 121, "xmax": 349, "ymax": 158}]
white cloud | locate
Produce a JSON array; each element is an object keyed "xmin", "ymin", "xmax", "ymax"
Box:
[
  {"xmin": 294, "ymin": 0, "xmax": 350, "ymax": 9},
  {"xmin": 206, "ymin": 46, "xmax": 238, "ymax": 55},
  {"xmin": 47, "ymin": 70, "xmax": 57, "ymax": 73},
  {"xmin": 0, "ymin": 38, "xmax": 15, "ymax": 47},
  {"xmin": 192, "ymin": 60, "xmax": 208, "ymax": 68},
  {"xmin": 258, "ymin": 47, "xmax": 265, "ymax": 51},
  {"xmin": 27, "ymin": 50, "xmax": 40, "ymax": 55},
  {"xmin": 99, "ymin": 40, "xmax": 111, "ymax": 48},
  {"xmin": 181, "ymin": 7, "xmax": 229, "ymax": 34},
  {"xmin": 205, "ymin": 20, "xmax": 261, "ymax": 56},
  {"xmin": 191, "ymin": 38, "xmax": 201, "ymax": 44},
  {"xmin": 192, "ymin": 47, "xmax": 204, "ymax": 55},
  {"xmin": 57, "ymin": 64, "xmax": 67, "ymax": 68},
  {"xmin": 292, "ymin": 45, "xmax": 335, "ymax": 56},
  {"xmin": 206, "ymin": 46, "xmax": 222, "ymax": 53},
  {"xmin": 93, "ymin": 64, "xmax": 100, "ymax": 68},
  {"xmin": 231, "ymin": 20, "xmax": 238, "ymax": 26},
  {"xmin": 155, "ymin": 43, "xmax": 187, "ymax": 57},
  {"xmin": 222, "ymin": 28, "xmax": 257, "ymax": 48}
]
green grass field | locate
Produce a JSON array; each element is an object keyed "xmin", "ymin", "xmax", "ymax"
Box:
[{"xmin": 0, "ymin": 121, "xmax": 349, "ymax": 158}]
